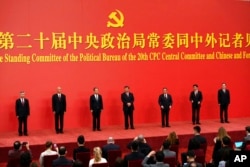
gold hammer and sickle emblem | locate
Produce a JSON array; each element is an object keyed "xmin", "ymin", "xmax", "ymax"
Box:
[{"xmin": 107, "ymin": 9, "xmax": 124, "ymax": 28}]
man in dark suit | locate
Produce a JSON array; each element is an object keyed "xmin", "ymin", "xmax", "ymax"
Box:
[
  {"xmin": 188, "ymin": 126, "xmax": 207, "ymax": 149},
  {"xmin": 102, "ymin": 137, "xmax": 120, "ymax": 159},
  {"xmin": 121, "ymin": 86, "xmax": 135, "ymax": 130},
  {"xmin": 123, "ymin": 141, "xmax": 145, "ymax": 167},
  {"xmin": 127, "ymin": 135, "xmax": 152, "ymax": 157},
  {"xmin": 218, "ymin": 83, "xmax": 230, "ymax": 123},
  {"xmin": 241, "ymin": 126, "xmax": 250, "ymax": 150},
  {"xmin": 90, "ymin": 87, "xmax": 103, "ymax": 131},
  {"xmin": 52, "ymin": 86, "xmax": 66, "ymax": 134},
  {"xmin": 15, "ymin": 91, "xmax": 30, "ymax": 136},
  {"xmin": 52, "ymin": 146, "xmax": 73, "ymax": 167},
  {"xmin": 158, "ymin": 88, "xmax": 173, "ymax": 127},
  {"xmin": 73, "ymin": 135, "xmax": 90, "ymax": 160},
  {"xmin": 189, "ymin": 84, "xmax": 203, "ymax": 125}
]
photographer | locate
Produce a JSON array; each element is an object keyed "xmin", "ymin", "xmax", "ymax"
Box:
[{"xmin": 7, "ymin": 141, "xmax": 32, "ymax": 167}]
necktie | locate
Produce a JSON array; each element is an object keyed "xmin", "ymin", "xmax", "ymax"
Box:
[
  {"xmin": 21, "ymin": 99, "xmax": 24, "ymax": 105},
  {"xmin": 165, "ymin": 94, "xmax": 167, "ymax": 99}
]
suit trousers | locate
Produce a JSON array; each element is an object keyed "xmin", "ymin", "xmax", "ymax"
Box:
[
  {"xmin": 92, "ymin": 110, "xmax": 101, "ymax": 130},
  {"xmin": 161, "ymin": 109, "xmax": 170, "ymax": 126},
  {"xmin": 124, "ymin": 108, "xmax": 134, "ymax": 129},
  {"xmin": 55, "ymin": 112, "xmax": 64, "ymax": 132},
  {"xmin": 18, "ymin": 116, "xmax": 27, "ymax": 135},
  {"xmin": 220, "ymin": 104, "xmax": 228, "ymax": 122},
  {"xmin": 192, "ymin": 105, "xmax": 200, "ymax": 124}
]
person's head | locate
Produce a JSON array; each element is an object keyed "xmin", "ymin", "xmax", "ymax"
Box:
[
  {"xmin": 114, "ymin": 157, "xmax": 124, "ymax": 167},
  {"xmin": 186, "ymin": 150, "xmax": 196, "ymax": 162},
  {"xmin": 162, "ymin": 140, "xmax": 171, "ymax": 150},
  {"xmin": 217, "ymin": 127, "xmax": 230, "ymax": 140},
  {"xmin": 77, "ymin": 135, "xmax": 85, "ymax": 146},
  {"xmin": 73, "ymin": 160, "xmax": 84, "ymax": 167},
  {"xmin": 20, "ymin": 91, "xmax": 25, "ymax": 98},
  {"xmin": 20, "ymin": 152, "xmax": 32, "ymax": 167},
  {"xmin": 13, "ymin": 141, "xmax": 22, "ymax": 150},
  {"xmin": 222, "ymin": 83, "xmax": 227, "ymax": 90},
  {"xmin": 193, "ymin": 126, "xmax": 201, "ymax": 135},
  {"xmin": 131, "ymin": 141, "xmax": 139, "ymax": 151},
  {"xmin": 155, "ymin": 151, "xmax": 165, "ymax": 162},
  {"xmin": 30, "ymin": 162, "xmax": 39, "ymax": 167},
  {"xmin": 245, "ymin": 126, "xmax": 250, "ymax": 134},
  {"xmin": 193, "ymin": 84, "xmax": 198, "ymax": 91},
  {"xmin": 58, "ymin": 146, "xmax": 67, "ymax": 156},
  {"xmin": 57, "ymin": 86, "xmax": 62, "ymax": 94},
  {"xmin": 137, "ymin": 134, "xmax": 144, "ymax": 143},
  {"xmin": 45, "ymin": 141, "xmax": 53, "ymax": 149},
  {"xmin": 166, "ymin": 131, "xmax": 178, "ymax": 145},
  {"xmin": 163, "ymin": 87, "xmax": 167, "ymax": 94},
  {"xmin": 93, "ymin": 147, "xmax": 102, "ymax": 162},
  {"xmin": 124, "ymin": 86, "xmax": 130, "ymax": 93},
  {"xmin": 107, "ymin": 137, "xmax": 114, "ymax": 144},
  {"xmin": 93, "ymin": 87, "xmax": 99, "ymax": 94},
  {"xmin": 222, "ymin": 136, "xmax": 231, "ymax": 146}
]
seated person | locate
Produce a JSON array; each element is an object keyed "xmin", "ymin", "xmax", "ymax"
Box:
[
  {"xmin": 73, "ymin": 135, "xmax": 90, "ymax": 160},
  {"xmin": 52, "ymin": 146, "xmax": 73, "ymax": 167},
  {"xmin": 165, "ymin": 131, "xmax": 179, "ymax": 145},
  {"xmin": 102, "ymin": 137, "xmax": 120, "ymax": 160},
  {"xmin": 142, "ymin": 151, "xmax": 169, "ymax": 167},
  {"xmin": 7, "ymin": 141, "xmax": 31, "ymax": 167},
  {"xmin": 161, "ymin": 140, "xmax": 176, "ymax": 158},
  {"xmin": 183, "ymin": 150, "xmax": 202, "ymax": 167},
  {"xmin": 39, "ymin": 140, "xmax": 58, "ymax": 167},
  {"xmin": 241, "ymin": 126, "xmax": 250, "ymax": 150},
  {"xmin": 89, "ymin": 147, "xmax": 107, "ymax": 167},
  {"xmin": 127, "ymin": 134, "xmax": 152, "ymax": 156},
  {"xmin": 124, "ymin": 141, "xmax": 145, "ymax": 167}
]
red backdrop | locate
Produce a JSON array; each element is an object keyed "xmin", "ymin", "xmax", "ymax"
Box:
[{"xmin": 0, "ymin": 0, "xmax": 250, "ymax": 132}]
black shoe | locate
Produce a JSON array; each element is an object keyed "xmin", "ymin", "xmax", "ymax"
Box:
[
  {"xmin": 221, "ymin": 121, "xmax": 224, "ymax": 123},
  {"xmin": 131, "ymin": 127, "xmax": 135, "ymax": 129},
  {"xmin": 166, "ymin": 125, "xmax": 171, "ymax": 127},
  {"xmin": 192, "ymin": 122, "xmax": 195, "ymax": 125},
  {"xmin": 225, "ymin": 121, "xmax": 230, "ymax": 123},
  {"xmin": 97, "ymin": 129, "xmax": 101, "ymax": 131},
  {"xmin": 93, "ymin": 129, "xmax": 96, "ymax": 131},
  {"xmin": 60, "ymin": 131, "xmax": 64, "ymax": 134},
  {"xmin": 196, "ymin": 122, "xmax": 201, "ymax": 125},
  {"xmin": 19, "ymin": 133, "xmax": 23, "ymax": 136},
  {"xmin": 125, "ymin": 127, "xmax": 128, "ymax": 130}
]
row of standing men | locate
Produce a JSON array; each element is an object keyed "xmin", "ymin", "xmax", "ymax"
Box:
[{"xmin": 15, "ymin": 83, "xmax": 230, "ymax": 136}]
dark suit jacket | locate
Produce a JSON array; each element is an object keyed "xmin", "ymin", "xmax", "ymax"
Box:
[
  {"xmin": 142, "ymin": 157, "xmax": 169, "ymax": 167},
  {"xmin": 241, "ymin": 135, "xmax": 250, "ymax": 150},
  {"xmin": 52, "ymin": 156, "xmax": 73, "ymax": 167},
  {"xmin": 102, "ymin": 143, "xmax": 120, "ymax": 159},
  {"xmin": 90, "ymin": 94, "xmax": 103, "ymax": 112},
  {"xmin": 123, "ymin": 152, "xmax": 145, "ymax": 167},
  {"xmin": 158, "ymin": 94, "xmax": 173, "ymax": 111},
  {"xmin": 73, "ymin": 146, "xmax": 90, "ymax": 160},
  {"xmin": 218, "ymin": 89, "xmax": 230, "ymax": 106},
  {"xmin": 189, "ymin": 91, "xmax": 203, "ymax": 107},
  {"xmin": 127, "ymin": 142, "xmax": 152, "ymax": 157},
  {"xmin": 15, "ymin": 98, "xmax": 30, "ymax": 117},
  {"xmin": 52, "ymin": 94, "xmax": 66, "ymax": 114},
  {"xmin": 121, "ymin": 92, "xmax": 134, "ymax": 111},
  {"xmin": 213, "ymin": 146, "xmax": 233, "ymax": 167},
  {"xmin": 188, "ymin": 135, "xmax": 207, "ymax": 150}
]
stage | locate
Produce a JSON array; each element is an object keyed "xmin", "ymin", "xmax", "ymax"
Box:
[{"xmin": 0, "ymin": 117, "xmax": 249, "ymax": 164}]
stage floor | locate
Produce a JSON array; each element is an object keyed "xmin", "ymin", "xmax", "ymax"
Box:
[{"xmin": 0, "ymin": 117, "xmax": 249, "ymax": 163}]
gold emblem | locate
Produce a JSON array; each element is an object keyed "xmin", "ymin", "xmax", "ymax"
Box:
[{"xmin": 107, "ymin": 9, "xmax": 124, "ymax": 28}]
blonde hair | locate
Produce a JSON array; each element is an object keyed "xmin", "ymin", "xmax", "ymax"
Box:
[
  {"xmin": 166, "ymin": 131, "xmax": 178, "ymax": 145},
  {"xmin": 93, "ymin": 147, "xmax": 102, "ymax": 162},
  {"xmin": 217, "ymin": 127, "xmax": 230, "ymax": 140}
]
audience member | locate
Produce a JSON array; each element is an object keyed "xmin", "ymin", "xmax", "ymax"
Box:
[
  {"xmin": 89, "ymin": 147, "xmax": 107, "ymax": 167},
  {"xmin": 39, "ymin": 140, "xmax": 58, "ymax": 167},
  {"xmin": 124, "ymin": 141, "xmax": 145, "ymax": 167},
  {"xmin": 212, "ymin": 127, "xmax": 231, "ymax": 161},
  {"xmin": 73, "ymin": 135, "xmax": 90, "ymax": 160},
  {"xmin": 20, "ymin": 151, "xmax": 32, "ymax": 167},
  {"xmin": 213, "ymin": 136, "xmax": 233, "ymax": 167},
  {"xmin": 52, "ymin": 146, "xmax": 73, "ymax": 167},
  {"xmin": 165, "ymin": 131, "xmax": 179, "ymax": 145},
  {"xmin": 30, "ymin": 162, "xmax": 39, "ymax": 167},
  {"xmin": 161, "ymin": 140, "xmax": 176, "ymax": 158},
  {"xmin": 102, "ymin": 137, "xmax": 120, "ymax": 159},
  {"xmin": 7, "ymin": 141, "xmax": 31, "ymax": 167},
  {"xmin": 241, "ymin": 126, "xmax": 250, "ymax": 150},
  {"xmin": 127, "ymin": 134, "xmax": 152, "ymax": 156},
  {"xmin": 142, "ymin": 151, "xmax": 169, "ymax": 167},
  {"xmin": 183, "ymin": 150, "xmax": 202, "ymax": 167},
  {"xmin": 73, "ymin": 160, "xmax": 84, "ymax": 167},
  {"xmin": 114, "ymin": 157, "xmax": 124, "ymax": 167}
]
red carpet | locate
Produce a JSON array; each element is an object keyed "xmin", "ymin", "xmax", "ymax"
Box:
[{"xmin": 0, "ymin": 117, "xmax": 249, "ymax": 165}]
